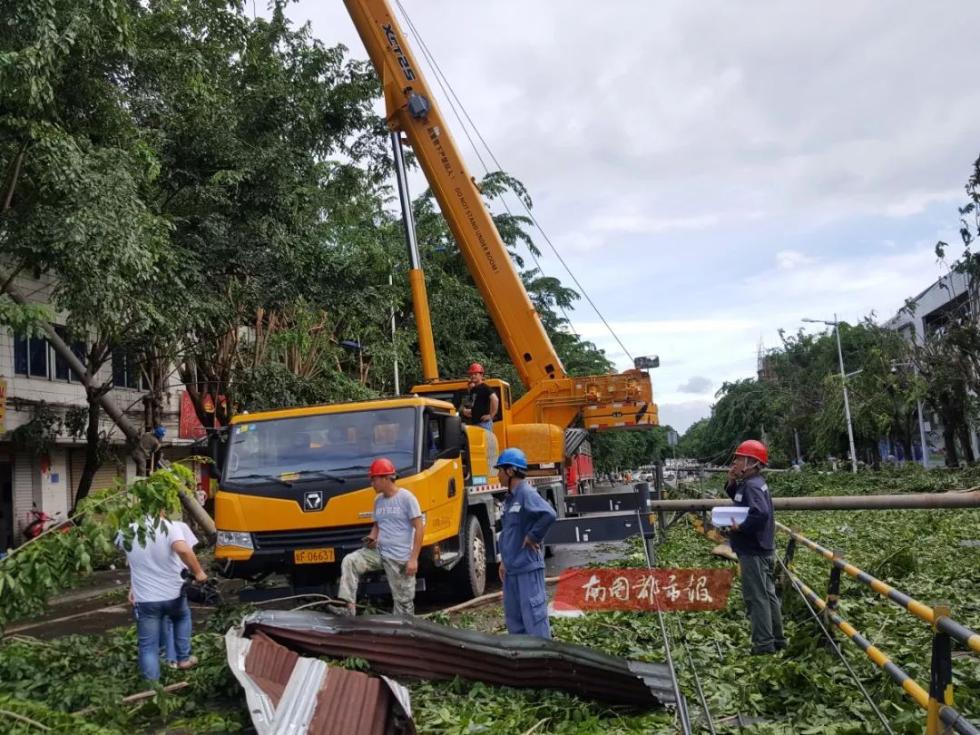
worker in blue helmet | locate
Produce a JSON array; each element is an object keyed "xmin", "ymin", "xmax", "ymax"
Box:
[{"xmin": 495, "ymin": 447, "xmax": 557, "ymax": 638}]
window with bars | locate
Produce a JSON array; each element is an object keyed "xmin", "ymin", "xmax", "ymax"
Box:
[
  {"xmin": 112, "ymin": 349, "xmax": 147, "ymax": 390},
  {"xmin": 13, "ymin": 334, "xmax": 49, "ymax": 378},
  {"xmin": 53, "ymin": 325, "xmax": 87, "ymax": 382}
]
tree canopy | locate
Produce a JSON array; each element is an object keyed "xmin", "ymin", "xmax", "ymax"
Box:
[{"xmin": 1, "ymin": 0, "xmax": 641, "ymax": 479}]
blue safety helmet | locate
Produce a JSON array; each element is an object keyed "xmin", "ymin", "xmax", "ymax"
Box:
[{"xmin": 495, "ymin": 447, "xmax": 528, "ymax": 471}]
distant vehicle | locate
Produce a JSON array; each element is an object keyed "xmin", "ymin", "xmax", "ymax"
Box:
[{"xmin": 565, "ymin": 440, "xmax": 595, "ymax": 495}]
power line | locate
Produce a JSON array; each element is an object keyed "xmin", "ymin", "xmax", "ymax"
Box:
[
  {"xmin": 393, "ymin": 1, "xmax": 635, "ymax": 363},
  {"xmin": 391, "ymin": 1, "xmax": 575, "ymax": 328},
  {"xmin": 775, "ymin": 556, "xmax": 896, "ymax": 735}
]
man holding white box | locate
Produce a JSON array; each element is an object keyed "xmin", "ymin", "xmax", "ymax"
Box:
[{"xmin": 724, "ymin": 440, "xmax": 786, "ymax": 655}]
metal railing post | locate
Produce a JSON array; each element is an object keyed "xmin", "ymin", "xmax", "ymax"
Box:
[
  {"xmin": 779, "ymin": 537, "xmax": 797, "ymax": 592},
  {"xmin": 824, "ymin": 550, "xmax": 843, "ymax": 646},
  {"xmin": 927, "ymin": 603, "xmax": 954, "ymax": 735},
  {"xmin": 635, "ymin": 481, "xmax": 657, "ymax": 564},
  {"xmin": 653, "ymin": 463, "xmax": 666, "ymax": 541}
]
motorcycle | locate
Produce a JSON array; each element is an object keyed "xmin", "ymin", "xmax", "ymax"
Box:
[{"xmin": 23, "ymin": 505, "xmax": 73, "ymax": 540}]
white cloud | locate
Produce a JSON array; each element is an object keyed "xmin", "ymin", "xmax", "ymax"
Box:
[
  {"xmin": 776, "ymin": 250, "xmax": 815, "ymax": 270},
  {"xmin": 573, "ymin": 319, "xmax": 758, "ymax": 339},
  {"xmin": 275, "ymin": 1, "xmax": 976, "ymax": 431},
  {"xmin": 883, "ymin": 190, "xmax": 961, "ymax": 218},
  {"xmin": 659, "ymin": 401, "xmax": 713, "ymax": 434},
  {"xmin": 678, "ymin": 376, "xmax": 713, "ymax": 394},
  {"xmin": 587, "ymin": 212, "xmax": 720, "ymax": 235}
]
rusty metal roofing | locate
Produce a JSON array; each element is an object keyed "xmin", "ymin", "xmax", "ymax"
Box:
[
  {"xmin": 242, "ymin": 609, "xmax": 676, "ymax": 709},
  {"xmin": 226, "ymin": 626, "xmax": 416, "ymax": 734}
]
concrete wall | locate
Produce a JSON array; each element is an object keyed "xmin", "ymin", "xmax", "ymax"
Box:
[{"xmin": 884, "ymin": 270, "xmax": 972, "ymax": 344}]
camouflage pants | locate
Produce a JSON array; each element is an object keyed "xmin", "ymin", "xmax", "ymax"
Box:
[
  {"xmin": 337, "ymin": 547, "xmax": 416, "ymax": 616},
  {"xmin": 479, "ymin": 420, "xmax": 499, "ymax": 470}
]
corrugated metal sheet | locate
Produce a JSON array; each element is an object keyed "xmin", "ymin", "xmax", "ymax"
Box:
[
  {"xmin": 243, "ymin": 610, "xmax": 676, "ymax": 709},
  {"xmin": 227, "ymin": 626, "xmax": 416, "ymax": 735}
]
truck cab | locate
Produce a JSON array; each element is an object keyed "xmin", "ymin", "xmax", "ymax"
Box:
[{"xmin": 212, "ymin": 396, "xmax": 495, "ymax": 593}]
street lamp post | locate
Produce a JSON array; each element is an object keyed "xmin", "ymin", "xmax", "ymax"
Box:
[
  {"xmin": 803, "ymin": 315, "xmax": 858, "ymax": 473},
  {"xmin": 891, "ymin": 361, "xmax": 929, "ymax": 470}
]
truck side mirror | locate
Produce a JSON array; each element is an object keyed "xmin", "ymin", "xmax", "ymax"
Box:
[
  {"xmin": 207, "ymin": 430, "xmax": 227, "ymax": 479},
  {"xmin": 438, "ymin": 415, "xmax": 463, "ymax": 460}
]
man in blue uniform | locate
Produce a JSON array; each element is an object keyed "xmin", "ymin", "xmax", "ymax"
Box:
[
  {"xmin": 725, "ymin": 439, "xmax": 787, "ymax": 655},
  {"xmin": 496, "ymin": 447, "xmax": 557, "ymax": 638}
]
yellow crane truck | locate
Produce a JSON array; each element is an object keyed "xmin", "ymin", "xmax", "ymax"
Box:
[{"xmin": 212, "ymin": 0, "xmax": 658, "ymax": 598}]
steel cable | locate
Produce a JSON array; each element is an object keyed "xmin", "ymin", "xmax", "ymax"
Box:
[
  {"xmin": 672, "ymin": 614, "xmax": 718, "ymax": 734},
  {"xmin": 637, "ymin": 513, "xmax": 693, "ymax": 735},
  {"xmin": 392, "ymin": 0, "xmax": 577, "ymax": 331},
  {"xmin": 393, "ymin": 0, "xmax": 638, "ymax": 362},
  {"xmin": 774, "ymin": 556, "xmax": 896, "ymax": 735}
]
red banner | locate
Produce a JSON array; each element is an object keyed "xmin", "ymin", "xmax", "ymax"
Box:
[
  {"xmin": 553, "ymin": 567, "xmax": 733, "ymax": 613},
  {"xmin": 179, "ymin": 390, "xmax": 210, "ymax": 440}
]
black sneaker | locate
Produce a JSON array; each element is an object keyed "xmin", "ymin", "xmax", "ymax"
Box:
[
  {"xmin": 750, "ymin": 647, "xmax": 776, "ymax": 655},
  {"xmin": 774, "ymin": 639, "xmax": 788, "ymax": 651}
]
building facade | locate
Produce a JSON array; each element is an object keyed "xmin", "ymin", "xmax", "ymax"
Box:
[
  {"xmin": 0, "ymin": 272, "xmax": 192, "ymax": 550},
  {"xmin": 884, "ymin": 270, "xmax": 979, "ymax": 462}
]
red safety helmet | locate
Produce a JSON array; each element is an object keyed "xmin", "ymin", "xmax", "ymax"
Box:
[
  {"xmin": 734, "ymin": 440, "xmax": 768, "ymax": 466},
  {"xmin": 369, "ymin": 457, "xmax": 397, "ymax": 478},
  {"xmin": 467, "ymin": 362, "xmax": 484, "ymax": 375}
]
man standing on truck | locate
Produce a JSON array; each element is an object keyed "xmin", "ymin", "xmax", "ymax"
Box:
[
  {"xmin": 461, "ymin": 362, "xmax": 499, "ymax": 469},
  {"xmin": 335, "ymin": 457, "xmax": 424, "ymax": 616},
  {"xmin": 725, "ymin": 439, "xmax": 787, "ymax": 655},
  {"xmin": 496, "ymin": 448, "xmax": 557, "ymax": 638}
]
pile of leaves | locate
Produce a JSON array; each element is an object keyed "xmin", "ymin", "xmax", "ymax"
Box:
[
  {"xmin": 0, "ymin": 608, "xmax": 249, "ymax": 734},
  {"xmin": 764, "ymin": 464, "xmax": 980, "ymax": 498},
  {"xmin": 2, "ymin": 466, "xmax": 979, "ymax": 733},
  {"xmin": 407, "ymin": 468, "xmax": 980, "ymax": 733}
]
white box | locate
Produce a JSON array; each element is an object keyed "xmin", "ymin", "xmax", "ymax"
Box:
[{"xmin": 711, "ymin": 506, "xmax": 748, "ymax": 528}]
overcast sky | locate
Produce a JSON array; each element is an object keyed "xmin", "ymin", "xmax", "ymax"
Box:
[{"xmin": 275, "ymin": 1, "xmax": 980, "ymax": 432}]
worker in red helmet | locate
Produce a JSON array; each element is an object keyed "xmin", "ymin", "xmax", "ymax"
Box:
[
  {"xmin": 334, "ymin": 457, "xmax": 424, "ymax": 617},
  {"xmin": 461, "ymin": 362, "xmax": 499, "ymax": 468},
  {"xmin": 724, "ymin": 439, "xmax": 786, "ymax": 655}
]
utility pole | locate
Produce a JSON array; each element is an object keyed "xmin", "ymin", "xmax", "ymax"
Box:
[
  {"xmin": 891, "ymin": 361, "xmax": 929, "ymax": 470},
  {"xmin": 803, "ymin": 315, "xmax": 858, "ymax": 474},
  {"xmin": 833, "ymin": 314, "xmax": 859, "ymax": 474}
]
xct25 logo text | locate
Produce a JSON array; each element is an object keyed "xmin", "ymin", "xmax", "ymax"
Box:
[{"xmin": 382, "ymin": 24, "xmax": 416, "ymax": 81}]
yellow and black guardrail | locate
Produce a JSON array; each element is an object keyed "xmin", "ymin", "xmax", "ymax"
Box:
[
  {"xmin": 777, "ymin": 523, "xmax": 980, "ymax": 735},
  {"xmin": 776, "ymin": 522, "xmax": 980, "ymax": 655}
]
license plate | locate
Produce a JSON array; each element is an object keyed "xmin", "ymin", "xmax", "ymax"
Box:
[{"xmin": 294, "ymin": 547, "xmax": 335, "ymax": 565}]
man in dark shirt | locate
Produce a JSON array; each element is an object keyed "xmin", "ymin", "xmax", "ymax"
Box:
[
  {"xmin": 461, "ymin": 362, "xmax": 499, "ymax": 469},
  {"xmin": 724, "ymin": 439, "xmax": 786, "ymax": 655},
  {"xmin": 461, "ymin": 363, "xmax": 498, "ymax": 428}
]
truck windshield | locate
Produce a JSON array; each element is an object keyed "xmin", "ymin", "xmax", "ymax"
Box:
[{"xmin": 224, "ymin": 407, "xmax": 418, "ymax": 482}]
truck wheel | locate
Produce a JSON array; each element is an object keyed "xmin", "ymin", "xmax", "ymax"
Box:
[{"xmin": 452, "ymin": 515, "xmax": 487, "ymax": 599}]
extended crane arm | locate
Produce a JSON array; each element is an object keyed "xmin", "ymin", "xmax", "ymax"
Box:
[
  {"xmin": 344, "ymin": 0, "xmax": 656, "ymax": 429},
  {"xmin": 344, "ymin": 0, "xmax": 564, "ymax": 388}
]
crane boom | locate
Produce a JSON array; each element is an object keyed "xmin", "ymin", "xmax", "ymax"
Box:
[
  {"xmin": 345, "ymin": 0, "xmax": 563, "ymax": 388},
  {"xmin": 344, "ymin": 0, "xmax": 657, "ymax": 429}
]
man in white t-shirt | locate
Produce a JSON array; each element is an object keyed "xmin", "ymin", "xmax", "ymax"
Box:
[
  {"xmin": 336, "ymin": 457, "xmax": 423, "ymax": 616},
  {"xmin": 119, "ymin": 514, "xmax": 208, "ymax": 680}
]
